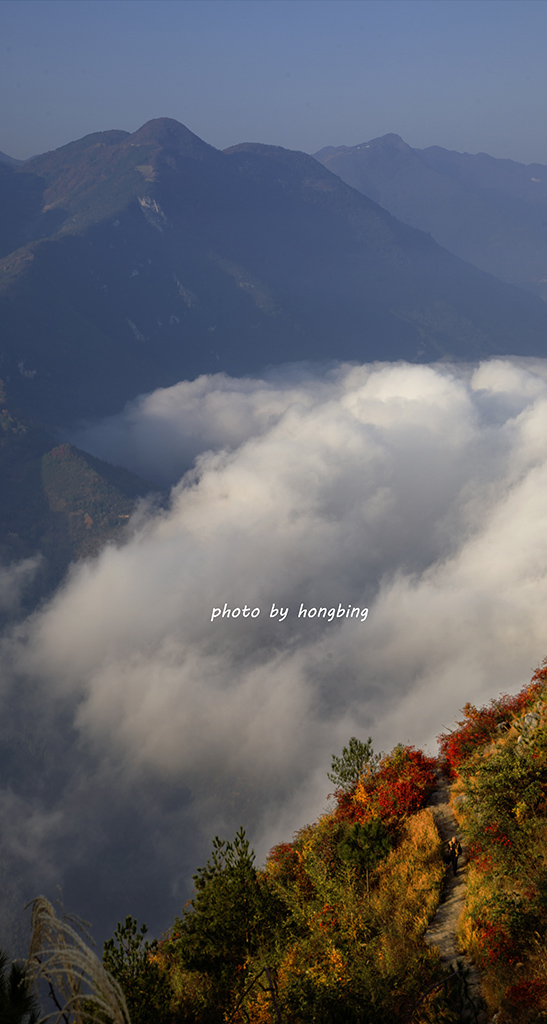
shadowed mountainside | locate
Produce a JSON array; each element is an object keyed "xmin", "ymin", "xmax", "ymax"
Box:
[
  {"xmin": 315, "ymin": 133, "xmax": 547, "ymax": 301},
  {"xmin": 0, "ymin": 380, "xmax": 152, "ymax": 608},
  {"xmin": 2, "ymin": 119, "xmax": 547, "ymax": 427}
]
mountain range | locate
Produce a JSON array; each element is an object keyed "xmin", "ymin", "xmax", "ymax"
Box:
[
  {"xmin": 3, "ymin": 117, "xmax": 547, "ymax": 600},
  {"xmin": 2, "ymin": 118, "xmax": 547, "ymax": 432},
  {"xmin": 315, "ymin": 133, "xmax": 547, "ymax": 301}
]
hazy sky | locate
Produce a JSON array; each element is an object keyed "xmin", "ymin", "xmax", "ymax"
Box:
[{"xmin": 2, "ymin": 0, "xmax": 547, "ymax": 163}]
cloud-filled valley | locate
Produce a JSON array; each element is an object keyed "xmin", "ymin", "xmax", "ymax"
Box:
[{"xmin": 3, "ymin": 355, "xmax": 547, "ymax": 950}]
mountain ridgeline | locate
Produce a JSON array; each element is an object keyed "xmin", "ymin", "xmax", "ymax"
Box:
[
  {"xmin": 315, "ymin": 133, "xmax": 547, "ymax": 302},
  {"xmin": 2, "ymin": 118, "xmax": 547, "ymax": 428},
  {"xmin": 3, "ymin": 118, "xmax": 547, "ymax": 603}
]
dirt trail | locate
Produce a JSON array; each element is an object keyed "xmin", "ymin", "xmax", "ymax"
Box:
[{"xmin": 423, "ymin": 774, "xmax": 489, "ymax": 1022}]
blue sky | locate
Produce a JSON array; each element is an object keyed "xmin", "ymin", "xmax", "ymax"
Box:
[{"xmin": 2, "ymin": 0, "xmax": 547, "ymax": 164}]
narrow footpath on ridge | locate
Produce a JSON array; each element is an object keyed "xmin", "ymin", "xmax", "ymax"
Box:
[{"xmin": 422, "ymin": 773, "xmax": 489, "ymax": 1022}]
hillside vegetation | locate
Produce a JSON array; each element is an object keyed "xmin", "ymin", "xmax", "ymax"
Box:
[
  {"xmin": 440, "ymin": 662, "xmax": 547, "ymax": 1022},
  {"xmin": 157, "ymin": 743, "xmax": 448, "ymax": 1024},
  {"xmin": 14, "ymin": 665, "xmax": 547, "ymax": 1022},
  {"xmin": 19, "ymin": 746, "xmax": 471, "ymax": 1022}
]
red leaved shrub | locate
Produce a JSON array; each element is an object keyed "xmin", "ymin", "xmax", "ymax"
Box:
[
  {"xmin": 438, "ymin": 665, "xmax": 547, "ymax": 776},
  {"xmin": 504, "ymin": 979, "xmax": 547, "ymax": 1007},
  {"xmin": 333, "ymin": 744, "xmax": 437, "ymax": 824},
  {"xmin": 476, "ymin": 921, "xmax": 520, "ymax": 967}
]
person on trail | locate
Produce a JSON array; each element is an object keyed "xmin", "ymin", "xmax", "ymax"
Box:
[{"xmin": 448, "ymin": 836, "xmax": 462, "ymax": 876}]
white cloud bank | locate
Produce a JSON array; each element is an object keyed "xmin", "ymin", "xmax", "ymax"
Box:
[{"xmin": 4, "ymin": 355, "xmax": 547, "ymax": 935}]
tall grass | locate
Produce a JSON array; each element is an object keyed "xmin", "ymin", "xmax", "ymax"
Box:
[
  {"xmin": 371, "ymin": 809, "xmax": 444, "ymax": 971},
  {"xmin": 26, "ymin": 896, "xmax": 131, "ymax": 1024}
]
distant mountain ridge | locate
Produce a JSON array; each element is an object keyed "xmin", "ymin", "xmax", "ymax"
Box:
[
  {"xmin": 0, "ymin": 150, "xmax": 25, "ymax": 166},
  {"xmin": 314, "ymin": 134, "xmax": 547, "ymax": 301},
  {"xmin": 2, "ymin": 118, "xmax": 547, "ymax": 430},
  {"xmin": 0, "ymin": 379, "xmax": 151, "ymax": 608}
]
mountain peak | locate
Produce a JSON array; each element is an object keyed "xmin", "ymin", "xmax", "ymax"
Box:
[
  {"xmin": 360, "ymin": 133, "xmax": 411, "ymax": 152},
  {"xmin": 127, "ymin": 118, "xmax": 218, "ymax": 159},
  {"xmin": 313, "ymin": 134, "xmax": 412, "ymax": 164}
]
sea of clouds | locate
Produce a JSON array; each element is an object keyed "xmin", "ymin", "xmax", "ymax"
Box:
[{"xmin": 2, "ymin": 355, "xmax": 547, "ymax": 949}]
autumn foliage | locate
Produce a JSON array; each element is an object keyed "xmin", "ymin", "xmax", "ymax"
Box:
[
  {"xmin": 437, "ymin": 662, "xmax": 547, "ymax": 775},
  {"xmin": 146, "ymin": 737, "xmax": 448, "ymax": 1024},
  {"xmin": 444, "ymin": 662, "xmax": 547, "ymax": 1023},
  {"xmin": 333, "ymin": 743, "xmax": 437, "ymax": 825},
  {"xmin": 91, "ymin": 666, "xmax": 547, "ymax": 1023}
]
